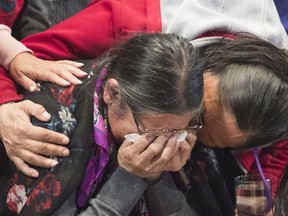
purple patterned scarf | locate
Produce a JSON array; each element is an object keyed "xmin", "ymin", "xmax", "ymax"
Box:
[{"xmin": 77, "ymin": 68, "xmax": 112, "ymax": 207}]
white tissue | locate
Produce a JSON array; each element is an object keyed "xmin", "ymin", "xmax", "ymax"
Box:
[
  {"xmin": 177, "ymin": 131, "xmax": 187, "ymax": 142},
  {"xmin": 124, "ymin": 133, "xmax": 143, "ymax": 142}
]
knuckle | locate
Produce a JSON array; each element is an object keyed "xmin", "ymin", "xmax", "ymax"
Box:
[
  {"xmin": 44, "ymin": 159, "xmax": 55, "ymax": 168},
  {"xmin": 33, "ymin": 103, "xmax": 45, "ymax": 112},
  {"xmin": 36, "ymin": 144, "xmax": 49, "ymax": 155},
  {"xmin": 25, "ymin": 154, "xmax": 37, "ymax": 165},
  {"xmin": 162, "ymin": 155, "xmax": 170, "ymax": 161},
  {"xmin": 124, "ymin": 153, "xmax": 134, "ymax": 163},
  {"xmin": 133, "ymin": 159, "xmax": 142, "ymax": 168},
  {"xmin": 14, "ymin": 125, "xmax": 30, "ymax": 137},
  {"xmin": 58, "ymin": 69, "xmax": 67, "ymax": 76},
  {"xmin": 119, "ymin": 148, "xmax": 132, "ymax": 157},
  {"xmin": 41, "ymin": 133, "xmax": 52, "ymax": 141},
  {"xmin": 22, "ymin": 99, "xmax": 33, "ymax": 106},
  {"xmin": 148, "ymin": 145, "xmax": 161, "ymax": 155},
  {"xmin": 143, "ymin": 166, "xmax": 151, "ymax": 173}
]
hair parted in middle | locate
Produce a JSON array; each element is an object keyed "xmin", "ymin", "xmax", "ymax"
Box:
[{"xmin": 105, "ymin": 33, "xmax": 204, "ymax": 116}]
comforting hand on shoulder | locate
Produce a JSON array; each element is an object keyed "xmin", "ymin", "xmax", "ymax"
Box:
[
  {"xmin": 0, "ymin": 100, "xmax": 70, "ymax": 177},
  {"xmin": 9, "ymin": 52, "xmax": 87, "ymax": 91}
]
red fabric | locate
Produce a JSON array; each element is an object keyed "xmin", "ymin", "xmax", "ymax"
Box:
[
  {"xmin": 0, "ymin": 68, "xmax": 22, "ymax": 103},
  {"xmin": 0, "ymin": 0, "xmax": 162, "ymax": 104},
  {"xmin": 0, "ymin": 0, "xmax": 24, "ymax": 27},
  {"xmin": 0, "ymin": 0, "xmax": 25, "ymax": 104},
  {"xmin": 22, "ymin": 0, "xmax": 161, "ymax": 60},
  {"xmin": 236, "ymin": 139, "xmax": 288, "ymax": 197}
]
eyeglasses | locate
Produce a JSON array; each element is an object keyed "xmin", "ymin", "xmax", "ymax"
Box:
[{"xmin": 131, "ymin": 112, "xmax": 203, "ymax": 135}]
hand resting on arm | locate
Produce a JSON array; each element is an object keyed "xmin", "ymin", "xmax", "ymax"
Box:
[
  {"xmin": 9, "ymin": 52, "xmax": 87, "ymax": 92},
  {"xmin": 0, "ymin": 100, "xmax": 71, "ymax": 177}
]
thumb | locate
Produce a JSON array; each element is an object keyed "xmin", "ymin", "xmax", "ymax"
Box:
[
  {"xmin": 16, "ymin": 75, "xmax": 39, "ymax": 92},
  {"xmin": 21, "ymin": 100, "xmax": 51, "ymax": 122}
]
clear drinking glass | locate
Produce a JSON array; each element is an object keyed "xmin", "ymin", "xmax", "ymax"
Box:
[{"xmin": 235, "ymin": 175, "xmax": 272, "ymax": 216}]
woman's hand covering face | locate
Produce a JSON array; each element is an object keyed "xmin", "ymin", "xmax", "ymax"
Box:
[{"xmin": 117, "ymin": 132, "xmax": 196, "ymax": 181}]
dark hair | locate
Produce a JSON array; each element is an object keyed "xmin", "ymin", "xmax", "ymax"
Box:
[
  {"xmin": 274, "ymin": 166, "xmax": 288, "ymax": 216},
  {"xmin": 201, "ymin": 34, "xmax": 288, "ymax": 149},
  {"xmin": 105, "ymin": 33, "xmax": 204, "ymax": 115}
]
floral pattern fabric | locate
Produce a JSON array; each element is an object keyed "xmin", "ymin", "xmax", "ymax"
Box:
[
  {"xmin": 0, "ymin": 60, "xmax": 97, "ymax": 216},
  {"xmin": 0, "ymin": 82, "xmax": 78, "ymax": 216}
]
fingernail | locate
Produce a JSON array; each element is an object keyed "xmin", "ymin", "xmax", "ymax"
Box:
[
  {"xmin": 75, "ymin": 79, "xmax": 82, "ymax": 84},
  {"xmin": 36, "ymin": 83, "xmax": 41, "ymax": 91},
  {"xmin": 62, "ymin": 149, "xmax": 70, "ymax": 156},
  {"xmin": 62, "ymin": 137, "xmax": 70, "ymax": 143},
  {"xmin": 50, "ymin": 160, "xmax": 58, "ymax": 167},
  {"xmin": 78, "ymin": 62, "xmax": 84, "ymax": 66},
  {"xmin": 63, "ymin": 81, "xmax": 71, "ymax": 86},
  {"xmin": 42, "ymin": 111, "xmax": 51, "ymax": 119},
  {"xmin": 29, "ymin": 86, "xmax": 35, "ymax": 92},
  {"xmin": 31, "ymin": 171, "xmax": 39, "ymax": 178},
  {"xmin": 81, "ymin": 71, "xmax": 88, "ymax": 76}
]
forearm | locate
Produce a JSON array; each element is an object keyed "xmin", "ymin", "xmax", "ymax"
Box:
[
  {"xmin": 146, "ymin": 172, "xmax": 198, "ymax": 216},
  {"xmin": 0, "ymin": 25, "xmax": 32, "ymax": 70},
  {"xmin": 0, "ymin": 25, "xmax": 27, "ymax": 104},
  {"xmin": 78, "ymin": 166, "xmax": 148, "ymax": 216}
]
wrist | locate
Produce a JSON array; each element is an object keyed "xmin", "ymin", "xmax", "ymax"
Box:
[
  {"xmin": 144, "ymin": 173, "xmax": 163, "ymax": 185},
  {"xmin": 9, "ymin": 51, "xmax": 34, "ymax": 71}
]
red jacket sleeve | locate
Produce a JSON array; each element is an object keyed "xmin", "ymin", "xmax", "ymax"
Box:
[
  {"xmin": 21, "ymin": 0, "xmax": 161, "ymax": 60},
  {"xmin": 0, "ymin": 0, "xmax": 161, "ymax": 104},
  {"xmin": 0, "ymin": 0, "xmax": 26, "ymax": 104}
]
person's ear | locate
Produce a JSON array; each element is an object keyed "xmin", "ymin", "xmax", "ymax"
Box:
[{"xmin": 103, "ymin": 78, "xmax": 119, "ymax": 104}]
